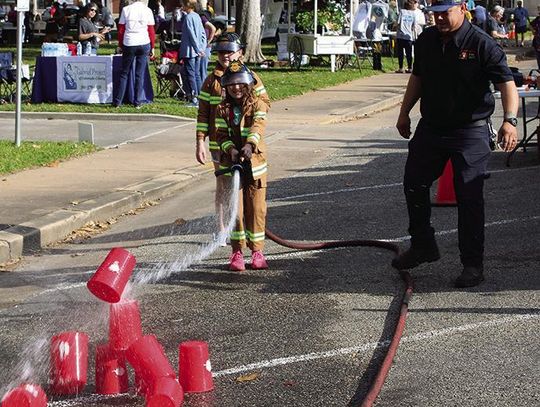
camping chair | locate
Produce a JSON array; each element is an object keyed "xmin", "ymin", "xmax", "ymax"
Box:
[
  {"xmin": 0, "ymin": 62, "xmax": 33, "ymax": 103},
  {"xmin": 154, "ymin": 59, "xmax": 186, "ymax": 100}
]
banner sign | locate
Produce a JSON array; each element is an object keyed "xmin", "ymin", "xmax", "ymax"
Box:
[
  {"xmin": 56, "ymin": 56, "xmax": 113, "ymax": 104},
  {"xmin": 262, "ymin": 1, "xmax": 284, "ymax": 39}
]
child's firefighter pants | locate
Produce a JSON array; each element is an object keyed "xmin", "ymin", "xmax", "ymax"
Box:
[{"xmin": 230, "ymin": 180, "xmax": 267, "ymax": 252}]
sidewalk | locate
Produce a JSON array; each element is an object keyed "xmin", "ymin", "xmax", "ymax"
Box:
[{"xmin": 0, "ymin": 49, "xmax": 533, "ymax": 265}]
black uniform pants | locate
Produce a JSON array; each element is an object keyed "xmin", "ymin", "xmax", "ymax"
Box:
[{"xmin": 403, "ymin": 119, "xmax": 491, "ymax": 267}]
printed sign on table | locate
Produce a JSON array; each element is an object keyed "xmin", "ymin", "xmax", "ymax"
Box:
[{"xmin": 56, "ymin": 56, "xmax": 113, "ymax": 104}]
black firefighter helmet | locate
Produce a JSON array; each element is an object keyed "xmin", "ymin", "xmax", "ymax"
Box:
[
  {"xmin": 221, "ymin": 60, "xmax": 254, "ymax": 87},
  {"xmin": 212, "ymin": 32, "xmax": 245, "ymax": 53}
]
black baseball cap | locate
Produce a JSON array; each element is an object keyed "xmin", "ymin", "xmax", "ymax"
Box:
[{"xmin": 427, "ymin": 0, "xmax": 465, "ymax": 12}]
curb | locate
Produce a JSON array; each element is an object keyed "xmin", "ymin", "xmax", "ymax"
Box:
[
  {"xmin": 0, "ymin": 95, "xmax": 404, "ymax": 265},
  {"xmin": 0, "ymin": 111, "xmax": 194, "ymax": 122}
]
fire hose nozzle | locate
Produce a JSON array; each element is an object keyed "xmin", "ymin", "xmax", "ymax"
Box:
[{"xmin": 214, "ymin": 163, "xmax": 244, "ymax": 177}]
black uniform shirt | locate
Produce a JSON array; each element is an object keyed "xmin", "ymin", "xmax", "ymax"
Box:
[{"xmin": 413, "ymin": 19, "xmax": 514, "ymax": 128}]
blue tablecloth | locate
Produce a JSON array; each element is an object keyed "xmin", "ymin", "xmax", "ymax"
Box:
[{"xmin": 31, "ymin": 55, "xmax": 154, "ymax": 104}]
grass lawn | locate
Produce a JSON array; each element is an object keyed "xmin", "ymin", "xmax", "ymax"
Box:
[
  {"xmin": 0, "ymin": 140, "xmax": 98, "ymax": 175},
  {"xmin": 0, "ymin": 42, "xmax": 398, "ymax": 118}
]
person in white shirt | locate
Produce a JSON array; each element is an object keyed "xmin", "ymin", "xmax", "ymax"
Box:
[
  {"xmin": 395, "ymin": 0, "xmax": 417, "ymax": 73},
  {"xmin": 113, "ymin": 0, "xmax": 155, "ymax": 108}
]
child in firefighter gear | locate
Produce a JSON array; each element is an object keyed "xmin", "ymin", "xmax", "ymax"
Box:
[
  {"xmin": 215, "ymin": 60, "xmax": 269, "ymax": 271},
  {"xmin": 195, "ymin": 33, "xmax": 269, "ymax": 239}
]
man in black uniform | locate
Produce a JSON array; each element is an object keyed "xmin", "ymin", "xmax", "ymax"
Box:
[{"xmin": 393, "ymin": 0, "xmax": 519, "ymax": 287}]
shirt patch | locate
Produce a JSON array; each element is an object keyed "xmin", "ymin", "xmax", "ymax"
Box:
[{"xmin": 459, "ymin": 50, "xmax": 476, "ymax": 60}]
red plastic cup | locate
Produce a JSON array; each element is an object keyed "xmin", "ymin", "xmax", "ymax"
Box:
[
  {"xmin": 1, "ymin": 384, "xmax": 47, "ymax": 407},
  {"xmin": 146, "ymin": 377, "xmax": 184, "ymax": 407},
  {"xmin": 178, "ymin": 341, "xmax": 213, "ymax": 393},
  {"xmin": 125, "ymin": 335, "xmax": 176, "ymax": 388},
  {"xmin": 95, "ymin": 343, "xmax": 129, "ymax": 395},
  {"xmin": 134, "ymin": 372, "xmax": 150, "ymax": 397},
  {"xmin": 109, "ymin": 299, "xmax": 143, "ymax": 351},
  {"xmin": 87, "ymin": 247, "xmax": 136, "ymax": 303},
  {"xmin": 50, "ymin": 331, "xmax": 88, "ymax": 395}
]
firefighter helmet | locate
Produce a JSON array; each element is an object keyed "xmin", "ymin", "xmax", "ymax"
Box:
[
  {"xmin": 212, "ymin": 32, "xmax": 244, "ymax": 53},
  {"xmin": 221, "ymin": 60, "xmax": 254, "ymax": 87}
]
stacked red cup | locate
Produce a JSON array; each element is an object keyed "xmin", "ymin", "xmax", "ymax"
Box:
[
  {"xmin": 95, "ymin": 343, "xmax": 129, "ymax": 395},
  {"xmin": 1, "ymin": 384, "xmax": 47, "ymax": 407},
  {"xmin": 49, "ymin": 331, "xmax": 88, "ymax": 395}
]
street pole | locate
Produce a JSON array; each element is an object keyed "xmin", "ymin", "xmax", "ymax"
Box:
[{"xmin": 15, "ymin": 0, "xmax": 29, "ymax": 147}]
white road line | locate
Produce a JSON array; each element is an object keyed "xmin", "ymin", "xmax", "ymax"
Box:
[
  {"xmin": 268, "ymin": 164, "xmax": 538, "ymax": 202},
  {"xmin": 269, "ymin": 183, "xmax": 402, "ymax": 202},
  {"xmin": 105, "ymin": 122, "xmax": 193, "ymax": 149},
  {"xmin": 213, "ymin": 314, "xmax": 540, "ymax": 377}
]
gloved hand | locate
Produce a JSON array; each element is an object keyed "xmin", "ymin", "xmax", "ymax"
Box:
[
  {"xmin": 230, "ymin": 148, "xmax": 240, "ymax": 163},
  {"xmin": 240, "ymin": 144, "xmax": 253, "ymax": 160}
]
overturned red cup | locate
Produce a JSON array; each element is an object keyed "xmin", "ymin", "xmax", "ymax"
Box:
[
  {"xmin": 146, "ymin": 377, "xmax": 184, "ymax": 407},
  {"xmin": 109, "ymin": 299, "xmax": 143, "ymax": 351},
  {"xmin": 50, "ymin": 331, "xmax": 88, "ymax": 395},
  {"xmin": 1, "ymin": 384, "xmax": 47, "ymax": 407},
  {"xmin": 87, "ymin": 247, "xmax": 136, "ymax": 303},
  {"xmin": 178, "ymin": 341, "xmax": 213, "ymax": 393},
  {"xmin": 95, "ymin": 343, "xmax": 129, "ymax": 395},
  {"xmin": 125, "ymin": 335, "xmax": 176, "ymax": 388}
]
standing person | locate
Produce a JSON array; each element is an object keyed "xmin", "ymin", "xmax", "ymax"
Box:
[
  {"xmin": 197, "ymin": 5, "xmax": 217, "ymax": 84},
  {"xmin": 195, "ymin": 33, "xmax": 269, "ymax": 242},
  {"xmin": 78, "ymin": 3, "xmax": 110, "ymax": 55},
  {"xmin": 179, "ymin": 0, "xmax": 206, "ymax": 107},
  {"xmin": 98, "ymin": 0, "xmax": 115, "ymax": 44},
  {"xmin": 113, "ymin": 0, "xmax": 155, "ymax": 108},
  {"xmin": 530, "ymin": 6, "xmax": 540, "ymax": 68},
  {"xmin": 513, "ymin": 0, "xmax": 529, "ymax": 47},
  {"xmin": 393, "ymin": 0, "xmax": 519, "ymax": 288},
  {"xmin": 215, "ymin": 60, "xmax": 270, "ymax": 271},
  {"xmin": 395, "ymin": 0, "xmax": 417, "ymax": 73}
]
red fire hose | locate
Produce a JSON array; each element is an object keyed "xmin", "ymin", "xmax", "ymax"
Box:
[{"xmin": 265, "ymin": 228, "xmax": 413, "ymax": 407}]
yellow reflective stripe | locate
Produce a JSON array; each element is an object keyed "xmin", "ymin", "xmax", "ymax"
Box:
[
  {"xmin": 221, "ymin": 140, "xmax": 234, "ymax": 152},
  {"xmin": 199, "ymin": 91, "xmax": 211, "ymax": 101},
  {"xmin": 196, "ymin": 122, "xmax": 209, "ymax": 131},
  {"xmin": 246, "ymin": 230, "xmax": 265, "ymax": 242},
  {"xmin": 218, "ymin": 164, "xmax": 232, "ymax": 176},
  {"xmin": 251, "ymin": 163, "xmax": 267, "ymax": 177},
  {"xmin": 215, "ymin": 118, "xmax": 228, "ymax": 129},
  {"xmin": 247, "ymin": 133, "xmax": 260, "ymax": 145},
  {"xmin": 241, "ymin": 127, "xmax": 250, "ymax": 137},
  {"xmin": 210, "ymin": 96, "xmax": 222, "ymax": 105},
  {"xmin": 253, "ymin": 111, "xmax": 266, "ymax": 119},
  {"xmin": 209, "ymin": 141, "xmax": 220, "ymax": 151},
  {"xmin": 255, "ymin": 86, "xmax": 266, "ymax": 95},
  {"xmin": 230, "ymin": 230, "xmax": 246, "ymax": 240}
]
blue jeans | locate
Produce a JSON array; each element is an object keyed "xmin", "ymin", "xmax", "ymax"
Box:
[
  {"xmin": 114, "ymin": 43, "xmax": 151, "ymax": 106},
  {"xmin": 199, "ymin": 47, "xmax": 211, "ymax": 84},
  {"xmin": 181, "ymin": 56, "xmax": 201, "ymax": 101}
]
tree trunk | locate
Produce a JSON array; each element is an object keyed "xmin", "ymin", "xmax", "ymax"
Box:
[{"xmin": 236, "ymin": 0, "xmax": 265, "ymax": 63}]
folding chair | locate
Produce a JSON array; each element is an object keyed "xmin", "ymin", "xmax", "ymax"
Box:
[
  {"xmin": 154, "ymin": 60, "xmax": 186, "ymax": 100},
  {"xmin": 353, "ymin": 34, "xmax": 374, "ymax": 71},
  {"xmin": 0, "ymin": 63, "xmax": 33, "ymax": 103}
]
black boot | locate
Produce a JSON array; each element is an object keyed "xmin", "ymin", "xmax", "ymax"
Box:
[
  {"xmin": 391, "ymin": 241, "xmax": 440, "ymax": 270},
  {"xmin": 455, "ymin": 265, "xmax": 484, "ymax": 288}
]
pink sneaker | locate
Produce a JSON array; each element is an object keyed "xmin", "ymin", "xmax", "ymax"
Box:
[
  {"xmin": 251, "ymin": 251, "xmax": 268, "ymax": 270},
  {"xmin": 229, "ymin": 250, "xmax": 245, "ymax": 272}
]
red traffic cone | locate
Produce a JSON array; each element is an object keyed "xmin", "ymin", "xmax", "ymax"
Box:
[{"xmin": 432, "ymin": 160, "xmax": 457, "ymax": 207}]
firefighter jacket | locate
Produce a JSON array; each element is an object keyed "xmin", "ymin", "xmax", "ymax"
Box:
[
  {"xmin": 215, "ymin": 96, "xmax": 269, "ymax": 186},
  {"xmin": 196, "ymin": 63, "xmax": 269, "ymax": 153}
]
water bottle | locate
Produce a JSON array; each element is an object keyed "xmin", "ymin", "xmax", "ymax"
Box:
[
  {"xmin": 85, "ymin": 42, "xmax": 92, "ymax": 56},
  {"xmin": 76, "ymin": 42, "xmax": 82, "ymax": 56}
]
